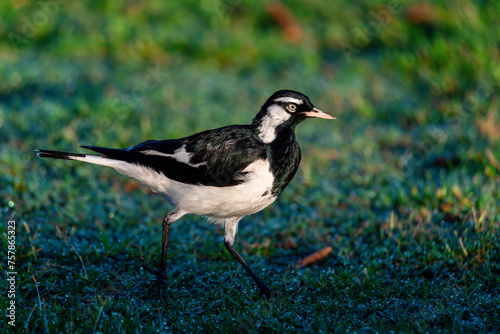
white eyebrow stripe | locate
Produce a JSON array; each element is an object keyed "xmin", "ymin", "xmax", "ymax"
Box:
[{"xmin": 273, "ymin": 97, "xmax": 303, "ymax": 104}]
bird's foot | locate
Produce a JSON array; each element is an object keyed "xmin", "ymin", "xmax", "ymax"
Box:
[
  {"xmin": 137, "ymin": 257, "xmax": 166, "ymax": 289},
  {"xmin": 259, "ymin": 285, "xmax": 275, "ymax": 298}
]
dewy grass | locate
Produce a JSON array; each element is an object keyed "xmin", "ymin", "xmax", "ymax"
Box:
[{"xmin": 1, "ymin": 0, "xmax": 500, "ymax": 332}]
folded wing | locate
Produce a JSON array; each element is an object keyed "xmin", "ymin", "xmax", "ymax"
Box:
[{"xmin": 83, "ymin": 126, "xmax": 267, "ymax": 187}]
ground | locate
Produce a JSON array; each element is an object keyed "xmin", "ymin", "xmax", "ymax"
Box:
[{"xmin": 1, "ymin": 0, "xmax": 499, "ymax": 332}]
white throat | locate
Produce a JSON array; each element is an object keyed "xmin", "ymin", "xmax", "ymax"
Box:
[{"xmin": 257, "ymin": 104, "xmax": 291, "ymax": 143}]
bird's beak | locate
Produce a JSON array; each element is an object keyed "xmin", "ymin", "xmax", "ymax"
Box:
[{"xmin": 303, "ymin": 108, "xmax": 336, "ymax": 120}]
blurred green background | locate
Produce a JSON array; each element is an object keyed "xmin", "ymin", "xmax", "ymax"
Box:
[{"xmin": 1, "ymin": 0, "xmax": 499, "ymax": 332}]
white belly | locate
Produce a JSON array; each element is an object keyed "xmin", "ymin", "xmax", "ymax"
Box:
[{"xmin": 115, "ymin": 159, "xmax": 277, "ymax": 219}]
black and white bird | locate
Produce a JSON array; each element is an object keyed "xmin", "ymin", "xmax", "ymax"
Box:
[{"xmin": 36, "ymin": 90, "xmax": 335, "ymax": 297}]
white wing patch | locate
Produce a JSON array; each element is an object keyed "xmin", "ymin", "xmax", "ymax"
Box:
[
  {"xmin": 141, "ymin": 145, "xmax": 207, "ymax": 168},
  {"xmin": 257, "ymin": 104, "xmax": 291, "ymax": 143}
]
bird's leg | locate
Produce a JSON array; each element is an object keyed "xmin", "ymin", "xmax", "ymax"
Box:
[
  {"xmin": 224, "ymin": 240, "xmax": 273, "ymax": 297},
  {"xmin": 138, "ymin": 208, "xmax": 184, "ymax": 291},
  {"xmin": 223, "ymin": 218, "xmax": 273, "ymax": 297},
  {"xmin": 156, "ymin": 214, "xmax": 173, "ymax": 287}
]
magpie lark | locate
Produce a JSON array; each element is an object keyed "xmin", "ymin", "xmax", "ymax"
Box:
[{"xmin": 36, "ymin": 90, "xmax": 335, "ymax": 297}]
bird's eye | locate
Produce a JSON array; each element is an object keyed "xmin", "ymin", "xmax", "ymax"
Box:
[{"xmin": 287, "ymin": 104, "xmax": 297, "ymax": 112}]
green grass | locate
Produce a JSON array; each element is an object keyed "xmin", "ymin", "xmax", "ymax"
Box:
[{"xmin": 1, "ymin": 0, "xmax": 500, "ymax": 332}]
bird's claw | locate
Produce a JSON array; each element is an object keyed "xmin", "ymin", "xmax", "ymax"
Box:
[
  {"xmin": 259, "ymin": 285, "xmax": 274, "ymax": 298},
  {"xmin": 137, "ymin": 256, "xmax": 166, "ymax": 288}
]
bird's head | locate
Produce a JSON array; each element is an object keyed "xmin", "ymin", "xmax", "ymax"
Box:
[{"xmin": 252, "ymin": 90, "xmax": 335, "ymax": 143}]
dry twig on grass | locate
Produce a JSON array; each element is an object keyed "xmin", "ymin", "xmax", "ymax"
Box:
[{"xmin": 296, "ymin": 246, "xmax": 333, "ymax": 268}]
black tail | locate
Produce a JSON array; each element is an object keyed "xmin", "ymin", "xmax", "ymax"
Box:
[
  {"xmin": 35, "ymin": 149, "xmax": 90, "ymax": 160},
  {"xmin": 80, "ymin": 145, "xmax": 132, "ymax": 161}
]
